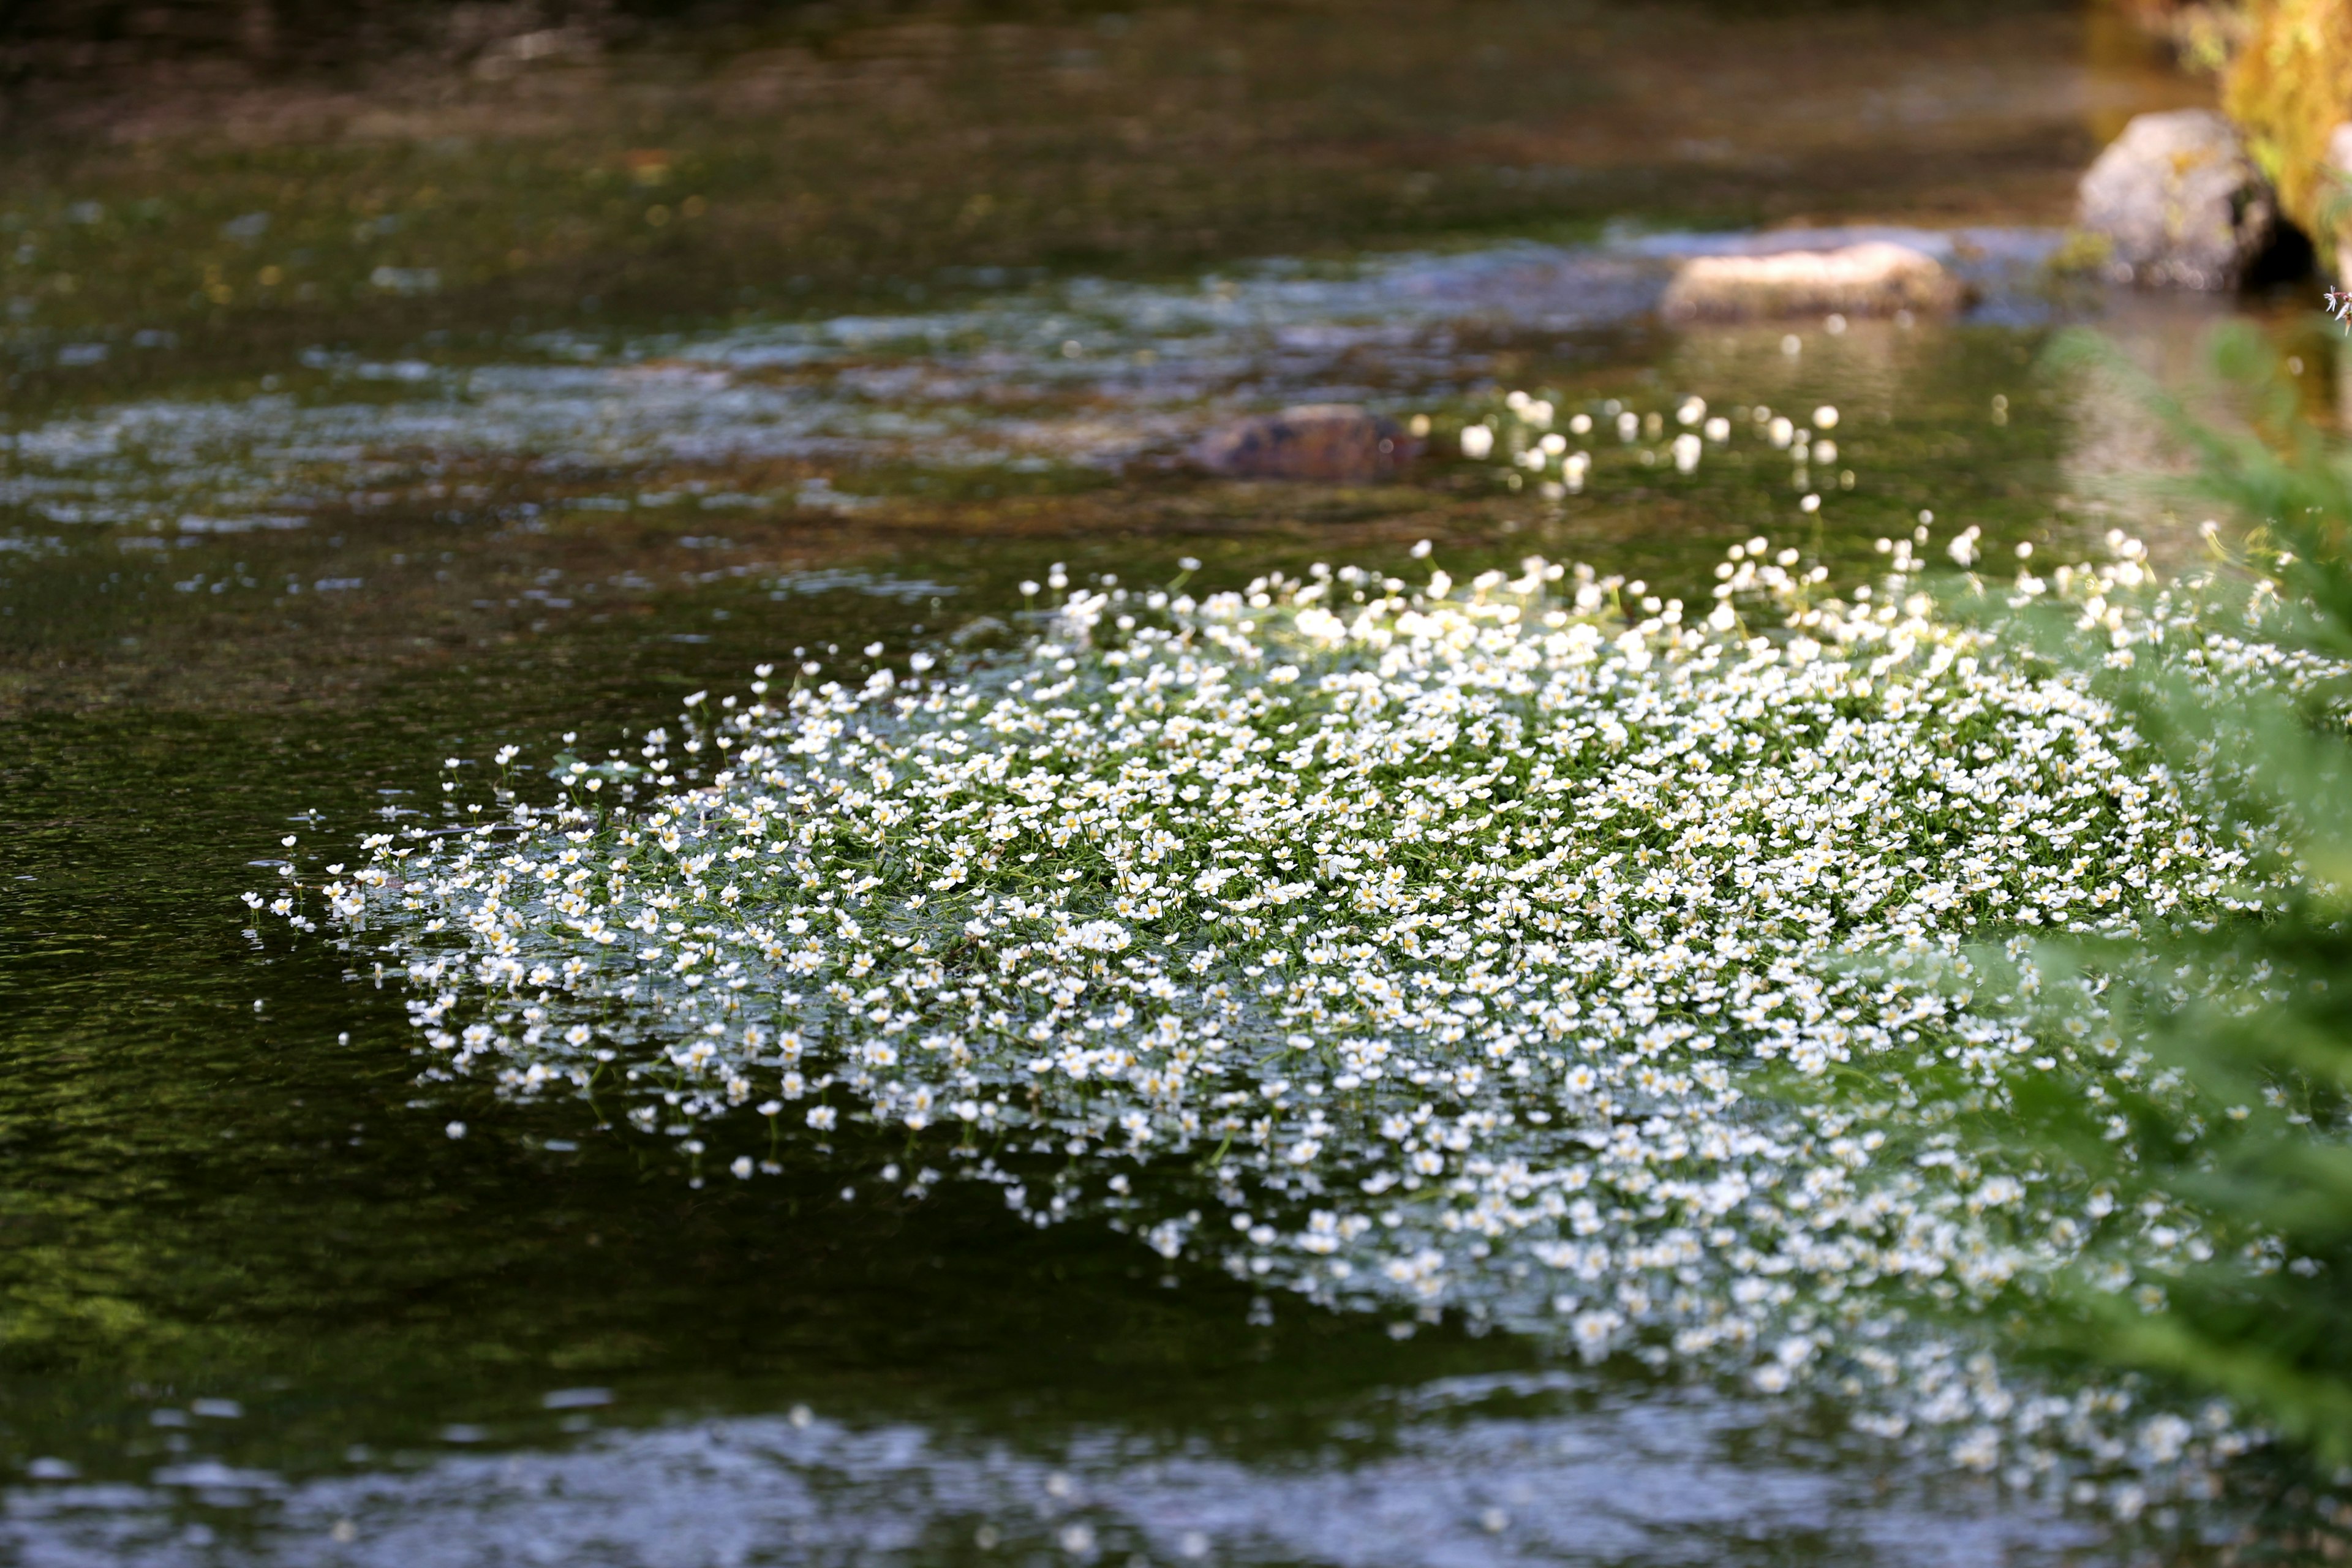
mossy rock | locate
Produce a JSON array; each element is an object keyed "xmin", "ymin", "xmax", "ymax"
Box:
[
  {"xmin": 2076, "ymin": 108, "xmax": 2278, "ymax": 288},
  {"xmin": 2221, "ymin": 0, "xmax": 2352, "ymax": 267}
]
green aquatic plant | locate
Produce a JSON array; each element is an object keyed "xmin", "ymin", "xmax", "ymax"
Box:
[
  {"xmin": 1456, "ymin": 388, "xmax": 1835, "ymax": 502},
  {"xmin": 1930, "ymin": 326, "xmax": 2352, "ymax": 1482},
  {"xmin": 267, "ymin": 475, "xmax": 2351, "ymax": 1521}
]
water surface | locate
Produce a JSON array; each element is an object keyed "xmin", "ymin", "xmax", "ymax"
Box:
[{"xmin": 0, "ymin": 6, "xmax": 2310, "ymax": 1562}]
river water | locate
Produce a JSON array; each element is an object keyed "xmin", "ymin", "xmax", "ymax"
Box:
[{"xmin": 0, "ymin": 5, "xmax": 2325, "ymax": 1564}]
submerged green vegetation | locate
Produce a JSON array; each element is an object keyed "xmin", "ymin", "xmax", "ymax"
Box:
[
  {"xmin": 262, "ymin": 350, "xmax": 2352, "ymax": 1531},
  {"xmin": 1930, "ymin": 330, "xmax": 2352, "ymax": 1487}
]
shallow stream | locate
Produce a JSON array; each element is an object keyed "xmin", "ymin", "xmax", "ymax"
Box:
[{"xmin": 0, "ymin": 6, "xmax": 2335, "ymax": 1563}]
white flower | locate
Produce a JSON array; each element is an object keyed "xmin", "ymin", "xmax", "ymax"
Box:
[{"xmin": 303, "ymin": 514, "xmax": 2286, "ymax": 1506}]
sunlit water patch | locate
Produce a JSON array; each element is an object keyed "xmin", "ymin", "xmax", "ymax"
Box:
[
  {"xmin": 0, "ymin": 1373, "xmax": 2102, "ymax": 1568},
  {"xmin": 0, "ymin": 227, "xmax": 2066, "ymax": 543},
  {"xmin": 761, "ymin": 569, "xmax": 964, "ymax": 605},
  {"xmin": 257, "ymin": 491, "xmax": 2351, "ymax": 1537}
]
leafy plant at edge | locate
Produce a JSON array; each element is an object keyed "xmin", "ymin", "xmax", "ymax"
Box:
[{"xmin": 1893, "ymin": 323, "xmax": 2352, "ymax": 1493}]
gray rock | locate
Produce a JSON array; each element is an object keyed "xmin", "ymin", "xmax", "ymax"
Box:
[
  {"xmin": 1192, "ymin": 404, "xmax": 1419, "ymax": 482},
  {"xmin": 2076, "ymin": 109, "xmax": 2276, "ymax": 290},
  {"xmin": 1659, "ymin": 242, "xmax": 1964, "ymax": 322}
]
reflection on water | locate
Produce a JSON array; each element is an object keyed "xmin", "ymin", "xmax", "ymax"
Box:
[
  {"xmin": 4, "ymin": 222, "xmax": 2117, "ymax": 726},
  {"xmin": 1, "ymin": 225, "xmax": 2070, "ymax": 539},
  {"xmin": 7, "ymin": 1373, "xmax": 2097, "ymax": 1568}
]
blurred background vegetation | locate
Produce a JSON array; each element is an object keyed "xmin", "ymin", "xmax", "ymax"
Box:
[
  {"xmin": 2075, "ymin": 330, "xmax": 2352, "ymax": 1472},
  {"xmin": 2113, "ymin": 0, "xmax": 2352, "ymax": 270},
  {"xmin": 1910, "ymin": 328, "xmax": 2352, "ymax": 1513}
]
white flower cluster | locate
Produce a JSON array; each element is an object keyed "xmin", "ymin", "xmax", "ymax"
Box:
[
  {"xmin": 282, "ymin": 533, "xmax": 2307, "ymax": 1517},
  {"xmin": 1456, "ymin": 390, "xmax": 1839, "ymax": 505}
]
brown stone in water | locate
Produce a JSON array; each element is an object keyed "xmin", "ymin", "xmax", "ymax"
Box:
[
  {"xmin": 1659, "ymin": 241, "xmax": 1966, "ymax": 322},
  {"xmin": 1193, "ymin": 404, "xmax": 1420, "ymax": 481}
]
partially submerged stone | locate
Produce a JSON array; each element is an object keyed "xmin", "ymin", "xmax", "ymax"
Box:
[
  {"xmin": 1192, "ymin": 404, "xmax": 1419, "ymax": 482},
  {"xmin": 1658, "ymin": 242, "xmax": 1964, "ymax": 322},
  {"xmin": 2076, "ymin": 108, "xmax": 2277, "ymax": 290}
]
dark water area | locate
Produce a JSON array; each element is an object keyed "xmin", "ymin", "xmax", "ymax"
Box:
[{"xmin": 0, "ymin": 3, "xmax": 2337, "ymax": 1563}]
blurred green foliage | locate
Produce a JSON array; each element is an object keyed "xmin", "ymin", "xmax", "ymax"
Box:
[
  {"xmin": 2222, "ymin": 0, "xmax": 2352, "ymax": 266},
  {"xmin": 1958, "ymin": 323, "xmax": 2352, "ymax": 1478}
]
